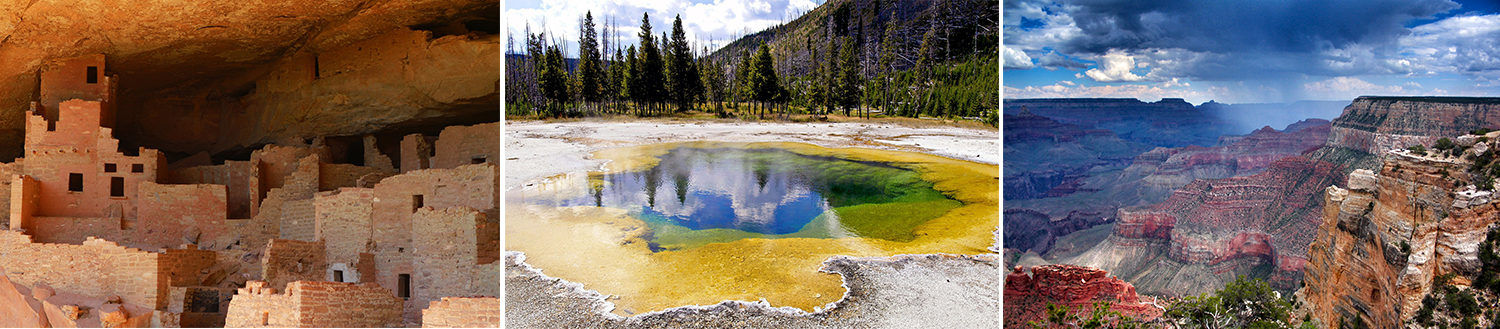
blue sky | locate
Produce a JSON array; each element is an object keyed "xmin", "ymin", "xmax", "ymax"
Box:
[
  {"xmin": 504, "ymin": 0, "xmax": 824, "ymax": 56},
  {"xmin": 1003, "ymin": 0, "xmax": 1500, "ymax": 104}
]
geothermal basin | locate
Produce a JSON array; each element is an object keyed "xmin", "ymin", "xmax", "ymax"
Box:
[{"xmin": 506, "ymin": 140, "xmax": 998, "ymax": 315}]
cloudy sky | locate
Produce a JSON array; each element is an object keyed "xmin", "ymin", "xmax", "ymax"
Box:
[
  {"xmin": 1003, "ymin": 0, "xmax": 1500, "ymax": 104},
  {"xmin": 504, "ymin": 0, "xmax": 823, "ymax": 56}
]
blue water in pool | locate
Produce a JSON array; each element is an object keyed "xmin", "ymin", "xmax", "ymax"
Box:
[{"xmin": 550, "ymin": 147, "xmax": 917, "ymax": 235}]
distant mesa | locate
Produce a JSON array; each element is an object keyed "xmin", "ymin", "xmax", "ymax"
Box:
[{"xmin": 1004, "ymin": 264, "xmax": 1162, "ymax": 328}]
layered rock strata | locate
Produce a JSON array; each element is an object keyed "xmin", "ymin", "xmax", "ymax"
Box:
[
  {"xmin": 1300, "ymin": 135, "xmax": 1500, "ymax": 328},
  {"xmin": 1003, "ymin": 264, "xmax": 1162, "ymax": 327}
]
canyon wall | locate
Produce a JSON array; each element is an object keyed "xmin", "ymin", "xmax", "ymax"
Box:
[
  {"xmin": 1003, "ymin": 264, "xmax": 1162, "ymax": 327},
  {"xmin": 1300, "ymin": 141, "xmax": 1498, "ymax": 328},
  {"xmin": 1328, "ymin": 97, "xmax": 1500, "ymax": 156}
]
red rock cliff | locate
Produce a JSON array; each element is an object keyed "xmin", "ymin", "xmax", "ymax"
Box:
[{"xmin": 1004, "ymin": 264, "xmax": 1162, "ymax": 328}]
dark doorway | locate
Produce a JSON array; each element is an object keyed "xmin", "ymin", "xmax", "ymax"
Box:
[
  {"xmin": 110, "ymin": 177, "xmax": 124, "ymax": 197},
  {"xmin": 68, "ymin": 173, "xmax": 83, "ymax": 192},
  {"xmin": 398, "ymin": 274, "xmax": 410, "ymax": 298}
]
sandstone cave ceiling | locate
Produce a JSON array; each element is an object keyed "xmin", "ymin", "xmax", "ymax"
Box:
[{"xmin": 0, "ymin": 0, "xmax": 501, "ymax": 163}]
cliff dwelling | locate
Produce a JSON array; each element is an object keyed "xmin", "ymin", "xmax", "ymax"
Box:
[{"xmin": 0, "ymin": 1, "xmax": 499, "ymax": 326}]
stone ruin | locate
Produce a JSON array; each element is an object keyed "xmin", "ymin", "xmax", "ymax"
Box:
[{"xmin": 0, "ymin": 54, "xmax": 498, "ymax": 327}]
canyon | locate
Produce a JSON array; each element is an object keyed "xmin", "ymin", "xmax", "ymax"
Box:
[
  {"xmin": 1010, "ymin": 97, "xmax": 1500, "ymax": 304},
  {"xmin": 1003, "ymin": 264, "xmax": 1162, "ymax": 327}
]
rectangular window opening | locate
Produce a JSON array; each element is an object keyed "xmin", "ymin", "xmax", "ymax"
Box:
[
  {"xmin": 104, "ymin": 163, "xmax": 116, "ymax": 173},
  {"xmin": 412, "ymin": 195, "xmax": 424, "ymax": 212},
  {"xmin": 47, "ymin": 120, "xmax": 55, "ymax": 132},
  {"xmin": 86, "ymin": 66, "xmax": 98, "ymax": 84},
  {"xmin": 471, "ymin": 156, "xmax": 486, "ymax": 164},
  {"xmin": 312, "ymin": 56, "xmax": 320, "ymax": 79},
  {"xmin": 332, "ymin": 270, "xmax": 344, "ymax": 283},
  {"xmin": 397, "ymin": 274, "xmax": 410, "ymax": 298},
  {"xmin": 261, "ymin": 311, "xmax": 269, "ymax": 325},
  {"xmin": 110, "ymin": 177, "xmax": 124, "ymax": 197},
  {"xmin": 68, "ymin": 173, "xmax": 83, "ymax": 192},
  {"xmin": 131, "ymin": 163, "xmax": 144, "ymax": 173}
]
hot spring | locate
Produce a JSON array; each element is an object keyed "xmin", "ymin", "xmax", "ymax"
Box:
[{"xmin": 506, "ymin": 141, "xmax": 998, "ymax": 315}]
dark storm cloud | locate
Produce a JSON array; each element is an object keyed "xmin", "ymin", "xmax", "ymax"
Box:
[
  {"xmin": 1036, "ymin": 51, "xmax": 1089, "ymax": 70},
  {"xmin": 1060, "ymin": 0, "xmax": 1460, "ymax": 55}
]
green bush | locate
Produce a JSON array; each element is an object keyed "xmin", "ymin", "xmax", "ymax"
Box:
[{"xmin": 1411, "ymin": 145, "xmax": 1428, "ymax": 155}]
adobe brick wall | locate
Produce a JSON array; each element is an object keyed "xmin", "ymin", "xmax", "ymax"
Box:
[
  {"xmin": 0, "ymin": 163, "xmax": 17, "ymax": 228},
  {"xmin": 38, "ymin": 54, "xmax": 113, "ymax": 125},
  {"xmin": 28, "ymin": 216, "xmax": 124, "ymax": 244},
  {"xmin": 7, "ymin": 174, "xmax": 37, "ymax": 231},
  {"xmin": 371, "ymin": 163, "xmax": 498, "ymax": 319},
  {"xmin": 21, "ymin": 99, "xmax": 165, "ymax": 227},
  {"xmin": 319, "ymin": 163, "xmax": 388, "ymax": 191},
  {"xmin": 400, "ymin": 133, "xmax": 436, "ymax": 173},
  {"xmin": 135, "ymin": 182, "xmax": 228, "ymax": 250},
  {"xmin": 226, "ymin": 280, "xmax": 404, "ymax": 327},
  {"xmin": 410, "ymin": 207, "xmax": 490, "ymax": 322},
  {"xmin": 420, "ymin": 297, "xmax": 499, "ymax": 327},
  {"xmin": 314, "ymin": 188, "xmax": 373, "ymax": 266},
  {"xmin": 224, "ymin": 281, "xmax": 295, "ymax": 327},
  {"xmin": 170, "ymin": 160, "xmax": 260, "ymax": 219},
  {"xmin": 160, "ymin": 247, "xmax": 218, "ymax": 287},
  {"xmin": 431, "ymin": 122, "xmax": 497, "ymax": 169},
  {"xmin": 260, "ymin": 239, "xmax": 326, "ymax": 291},
  {"xmin": 364, "ymin": 134, "xmax": 396, "ymax": 173},
  {"xmin": 0, "ymin": 231, "xmax": 210, "ymax": 310}
]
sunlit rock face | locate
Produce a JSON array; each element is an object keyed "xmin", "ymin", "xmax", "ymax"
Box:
[
  {"xmin": 505, "ymin": 142, "xmax": 999, "ymax": 315},
  {"xmin": 1300, "ymin": 141, "xmax": 1500, "ymax": 328},
  {"xmin": 0, "ymin": 0, "xmax": 499, "ymax": 161}
]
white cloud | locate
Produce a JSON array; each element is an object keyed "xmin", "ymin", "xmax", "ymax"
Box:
[
  {"xmin": 1082, "ymin": 50, "xmax": 1159, "ymax": 82},
  {"xmin": 1301, "ymin": 77, "xmax": 1439, "ymax": 100},
  {"xmin": 1003, "ymin": 46, "xmax": 1035, "ymax": 70},
  {"xmin": 505, "ymin": 0, "xmax": 822, "ymax": 56},
  {"xmin": 1399, "ymin": 14, "xmax": 1500, "ymax": 78}
]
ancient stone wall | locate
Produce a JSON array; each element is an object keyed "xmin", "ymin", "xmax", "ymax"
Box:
[
  {"xmin": 364, "ymin": 134, "xmax": 396, "ymax": 173},
  {"xmin": 22, "ymin": 99, "xmax": 165, "ymax": 226},
  {"xmin": 0, "ymin": 231, "xmax": 206, "ymax": 309},
  {"xmin": 225, "ymin": 280, "xmax": 404, "ymax": 327},
  {"xmin": 319, "ymin": 163, "xmax": 388, "ymax": 190},
  {"xmin": 315, "ymin": 187, "xmax": 374, "ymax": 266},
  {"xmin": 38, "ymin": 54, "xmax": 114, "ymax": 125},
  {"xmin": 135, "ymin": 182, "xmax": 229, "ymax": 250},
  {"xmin": 7, "ymin": 174, "xmax": 38, "ymax": 232},
  {"xmin": 260, "ymin": 239, "xmax": 327, "ymax": 292},
  {"xmin": 401, "ymin": 133, "xmax": 435, "ymax": 173},
  {"xmin": 420, "ymin": 297, "xmax": 500, "ymax": 327},
  {"xmin": 170, "ymin": 160, "xmax": 260, "ymax": 219},
  {"xmin": 431, "ymin": 122, "xmax": 497, "ymax": 169},
  {"xmin": 371, "ymin": 163, "xmax": 498, "ymax": 316},
  {"xmin": 410, "ymin": 207, "xmax": 498, "ymax": 321}
]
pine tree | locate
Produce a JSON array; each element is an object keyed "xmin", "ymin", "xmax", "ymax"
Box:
[
  {"xmin": 540, "ymin": 44, "xmax": 571, "ymax": 117},
  {"xmin": 751, "ymin": 42, "xmax": 779, "ymax": 119},
  {"xmin": 666, "ymin": 15, "xmax": 703, "ymax": 113},
  {"xmin": 700, "ymin": 46, "xmax": 726, "ymax": 114},
  {"xmin": 577, "ymin": 12, "xmax": 603, "ymax": 112},
  {"xmin": 913, "ymin": 27, "xmax": 937, "ymax": 118},
  {"xmin": 837, "ymin": 37, "xmax": 862, "ymax": 118},
  {"xmin": 637, "ymin": 13, "xmax": 667, "ymax": 115},
  {"xmin": 734, "ymin": 49, "xmax": 754, "ymax": 113},
  {"xmin": 625, "ymin": 45, "xmax": 640, "ymax": 115}
]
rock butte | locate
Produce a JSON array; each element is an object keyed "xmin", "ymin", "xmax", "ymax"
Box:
[
  {"xmin": 505, "ymin": 141, "xmax": 998, "ymax": 315},
  {"xmin": 1004, "ymin": 264, "xmax": 1162, "ymax": 328},
  {"xmin": 0, "ymin": 51, "xmax": 497, "ymax": 327}
]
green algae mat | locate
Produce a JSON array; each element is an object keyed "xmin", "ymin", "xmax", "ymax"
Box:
[{"xmin": 506, "ymin": 141, "xmax": 998, "ymax": 315}]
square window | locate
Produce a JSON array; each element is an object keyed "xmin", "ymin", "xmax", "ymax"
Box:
[
  {"xmin": 333, "ymin": 270, "xmax": 344, "ymax": 283},
  {"xmin": 131, "ymin": 163, "xmax": 144, "ymax": 173},
  {"xmin": 104, "ymin": 163, "xmax": 116, "ymax": 173},
  {"xmin": 68, "ymin": 173, "xmax": 83, "ymax": 192}
]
